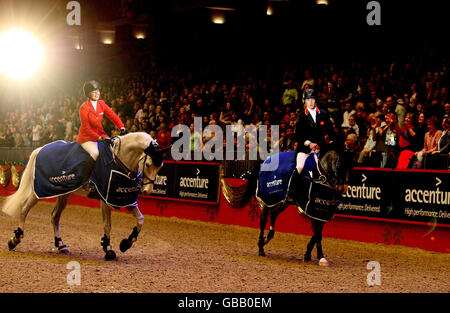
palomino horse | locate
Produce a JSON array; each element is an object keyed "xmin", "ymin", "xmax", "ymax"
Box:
[
  {"xmin": 242, "ymin": 147, "xmax": 353, "ymax": 266},
  {"xmin": 2, "ymin": 132, "xmax": 164, "ymax": 260}
]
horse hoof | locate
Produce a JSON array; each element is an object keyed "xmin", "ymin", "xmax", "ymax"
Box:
[
  {"xmin": 258, "ymin": 250, "xmax": 266, "ymax": 257},
  {"xmin": 59, "ymin": 247, "xmax": 70, "ymax": 255},
  {"xmin": 119, "ymin": 238, "xmax": 132, "ymax": 253},
  {"xmin": 319, "ymin": 258, "xmax": 329, "ymax": 266},
  {"xmin": 8, "ymin": 239, "xmax": 16, "ymax": 251},
  {"xmin": 105, "ymin": 249, "xmax": 117, "ymax": 261},
  {"xmin": 303, "ymin": 255, "xmax": 312, "ymax": 262}
]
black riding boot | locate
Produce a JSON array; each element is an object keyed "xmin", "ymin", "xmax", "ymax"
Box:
[
  {"xmin": 81, "ymin": 157, "xmax": 100, "ymax": 199},
  {"xmin": 81, "ymin": 156, "xmax": 96, "ymax": 186}
]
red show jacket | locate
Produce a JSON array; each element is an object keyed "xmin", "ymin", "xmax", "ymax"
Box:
[{"xmin": 77, "ymin": 99, "xmax": 124, "ymax": 143}]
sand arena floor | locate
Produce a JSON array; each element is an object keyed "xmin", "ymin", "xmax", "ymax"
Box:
[{"xmin": 0, "ymin": 197, "xmax": 449, "ymax": 293}]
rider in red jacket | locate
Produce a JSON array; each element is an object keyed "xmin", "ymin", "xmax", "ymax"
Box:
[{"xmin": 78, "ymin": 80, "xmax": 126, "ymax": 186}]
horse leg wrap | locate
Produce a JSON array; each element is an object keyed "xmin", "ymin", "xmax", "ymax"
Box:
[
  {"xmin": 101, "ymin": 234, "xmax": 111, "ymax": 253},
  {"xmin": 54, "ymin": 237, "xmax": 67, "ymax": 251},
  {"xmin": 316, "ymin": 242, "xmax": 324, "ymax": 260},
  {"xmin": 265, "ymin": 229, "xmax": 275, "ymax": 242},
  {"xmin": 101, "ymin": 234, "xmax": 116, "ymax": 260},
  {"xmin": 8, "ymin": 227, "xmax": 24, "ymax": 250},
  {"xmin": 120, "ymin": 227, "xmax": 139, "ymax": 253}
]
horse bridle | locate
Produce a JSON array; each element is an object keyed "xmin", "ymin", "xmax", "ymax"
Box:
[
  {"xmin": 138, "ymin": 153, "xmax": 157, "ymax": 186},
  {"xmin": 306, "ymin": 152, "xmax": 337, "ymax": 190},
  {"xmin": 108, "ymin": 137, "xmax": 157, "ymax": 187}
]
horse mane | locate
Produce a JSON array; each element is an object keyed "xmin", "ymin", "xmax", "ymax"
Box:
[
  {"xmin": 118, "ymin": 132, "xmax": 154, "ymax": 150},
  {"xmin": 319, "ymin": 150, "xmax": 341, "ymax": 187},
  {"xmin": 319, "ymin": 150, "xmax": 339, "ymax": 174},
  {"xmin": 112, "ymin": 132, "xmax": 155, "ymax": 171}
]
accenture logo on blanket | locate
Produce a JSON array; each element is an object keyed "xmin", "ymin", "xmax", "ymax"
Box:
[
  {"xmin": 266, "ymin": 176, "xmax": 283, "ymax": 188},
  {"xmin": 116, "ymin": 186, "xmax": 140, "ymax": 193},
  {"xmin": 49, "ymin": 173, "xmax": 76, "ymax": 184}
]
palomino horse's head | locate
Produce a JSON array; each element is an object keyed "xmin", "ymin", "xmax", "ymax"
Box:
[{"xmin": 140, "ymin": 140, "xmax": 169, "ymax": 195}]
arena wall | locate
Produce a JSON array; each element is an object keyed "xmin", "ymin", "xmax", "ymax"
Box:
[{"xmin": 1, "ymin": 165, "xmax": 448, "ymax": 254}]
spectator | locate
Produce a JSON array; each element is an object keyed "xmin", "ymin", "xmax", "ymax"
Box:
[
  {"xmin": 395, "ymin": 98, "xmax": 407, "ymax": 127},
  {"xmin": 426, "ymin": 117, "xmax": 450, "ymax": 169},
  {"xmin": 382, "ymin": 113, "xmax": 401, "ymax": 168},
  {"xmin": 157, "ymin": 122, "xmax": 171, "ymax": 149},
  {"xmin": 344, "ymin": 114, "xmax": 360, "ymax": 138},
  {"xmin": 241, "ymin": 90, "xmax": 255, "ymax": 125},
  {"xmin": 444, "ymin": 102, "xmax": 450, "ymax": 119},
  {"xmin": 219, "ymin": 102, "xmax": 234, "ymax": 126},
  {"xmin": 282, "ymin": 80, "xmax": 298, "ymax": 106},
  {"xmin": 415, "ymin": 112, "xmax": 427, "ymax": 149},
  {"xmin": 427, "ymin": 99, "xmax": 444, "ymax": 120},
  {"xmin": 134, "ymin": 102, "xmax": 146, "ymax": 125},
  {"xmin": 398, "ymin": 113, "xmax": 418, "ymax": 152},
  {"xmin": 437, "ymin": 117, "xmax": 450, "ymax": 155},
  {"xmin": 357, "ymin": 113, "xmax": 378, "ymax": 165},
  {"xmin": 31, "ymin": 119, "xmax": 43, "ymax": 148},
  {"xmin": 301, "ymin": 70, "xmax": 315, "ymax": 91},
  {"xmin": 414, "ymin": 116, "xmax": 442, "ymax": 168},
  {"xmin": 341, "ymin": 102, "xmax": 356, "ymax": 128},
  {"xmin": 373, "ymin": 112, "xmax": 387, "ymax": 167},
  {"xmin": 13, "ymin": 128, "xmax": 24, "ymax": 147}
]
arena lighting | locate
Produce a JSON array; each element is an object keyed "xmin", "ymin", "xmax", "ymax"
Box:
[
  {"xmin": 135, "ymin": 33, "xmax": 146, "ymax": 39},
  {"xmin": 0, "ymin": 29, "xmax": 44, "ymax": 80},
  {"xmin": 208, "ymin": 7, "xmax": 232, "ymax": 24},
  {"xmin": 267, "ymin": 4, "xmax": 274, "ymax": 15},
  {"xmin": 98, "ymin": 30, "xmax": 115, "ymax": 45},
  {"xmin": 212, "ymin": 13, "xmax": 225, "ymax": 24},
  {"xmin": 316, "ymin": 0, "xmax": 329, "ymax": 5}
]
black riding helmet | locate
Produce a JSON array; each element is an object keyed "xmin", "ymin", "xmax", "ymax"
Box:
[
  {"xmin": 303, "ymin": 88, "xmax": 316, "ymax": 99},
  {"xmin": 83, "ymin": 80, "xmax": 100, "ymax": 98}
]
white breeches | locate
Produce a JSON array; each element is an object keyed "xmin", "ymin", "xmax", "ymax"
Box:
[
  {"xmin": 296, "ymin": 151, "xmax": 319, "ymax": 174},
  {"xmin": 81, "ymin": 141, "xmax": 99, "ymax": 160}
]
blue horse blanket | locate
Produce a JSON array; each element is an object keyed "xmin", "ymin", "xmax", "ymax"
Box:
[
  {"xmin": 34, "ymin": 141, "xmax": 141, "ymax": 209},
  {"xmin": 256, "ymin": 151, "xmax": 341, "ymax": 222}
]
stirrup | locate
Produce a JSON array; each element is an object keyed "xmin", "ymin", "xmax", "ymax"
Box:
[{"xmin": 82, "ymin": 181, "xmax": 93, "ymax": 191}]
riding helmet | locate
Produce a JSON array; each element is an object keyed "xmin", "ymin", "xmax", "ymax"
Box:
[
  {"xmin": 83, "ymin": 80, "xmax": 100, "ymax": 97},
  {"xmin": 303, "ymin": 88, "xmax": 316, "ymax": 99}
]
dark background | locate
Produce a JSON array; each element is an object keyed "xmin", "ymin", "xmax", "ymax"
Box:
[{"xmin": 0, "ymin": 0, "xmax": 447, "ymax": 87}]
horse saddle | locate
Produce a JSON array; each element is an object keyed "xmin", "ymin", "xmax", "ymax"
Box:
[{"xmin": 34, "ymin": 141, "xmax": 141, "ymax": 209}]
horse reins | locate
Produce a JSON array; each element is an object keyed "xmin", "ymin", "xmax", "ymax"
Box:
[
  {"xmin": 304, "ymin": 152, "xmax": 337, "ymax": 190},
  {"xmin": 108, "ymin": 137, "xmax": 156, "ymax": 186}
]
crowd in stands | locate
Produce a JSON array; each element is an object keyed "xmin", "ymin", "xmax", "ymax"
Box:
[{"xmin": 1, "ymin": 48, "xmax": 449, "ymax": 170}]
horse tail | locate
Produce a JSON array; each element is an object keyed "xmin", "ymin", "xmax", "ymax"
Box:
[
  {"xmin": 240, "ymin": 161, "xmax": 261, "ymax": 207},
  {"xmin": 2, "ymin": 148, "xmax": 40, "ymax": 219}
]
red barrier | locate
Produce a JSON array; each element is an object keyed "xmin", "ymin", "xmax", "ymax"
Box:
[{"xmin": 134, "ymin": 189, "xmax": 449, "ymax": 253}]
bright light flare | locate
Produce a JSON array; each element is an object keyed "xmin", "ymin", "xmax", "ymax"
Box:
[{"xmin": 0, "ymin": 29, "xmax": 44, "ymax": 80}]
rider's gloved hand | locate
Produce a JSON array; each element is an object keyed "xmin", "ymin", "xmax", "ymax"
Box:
[
  {"xmin": 119, "ymin": 127, "xmax": 127, "ymax": 136},
  {"xmin": 98, "ymin": 136, "xmax": 113, "ymax": 145}
]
